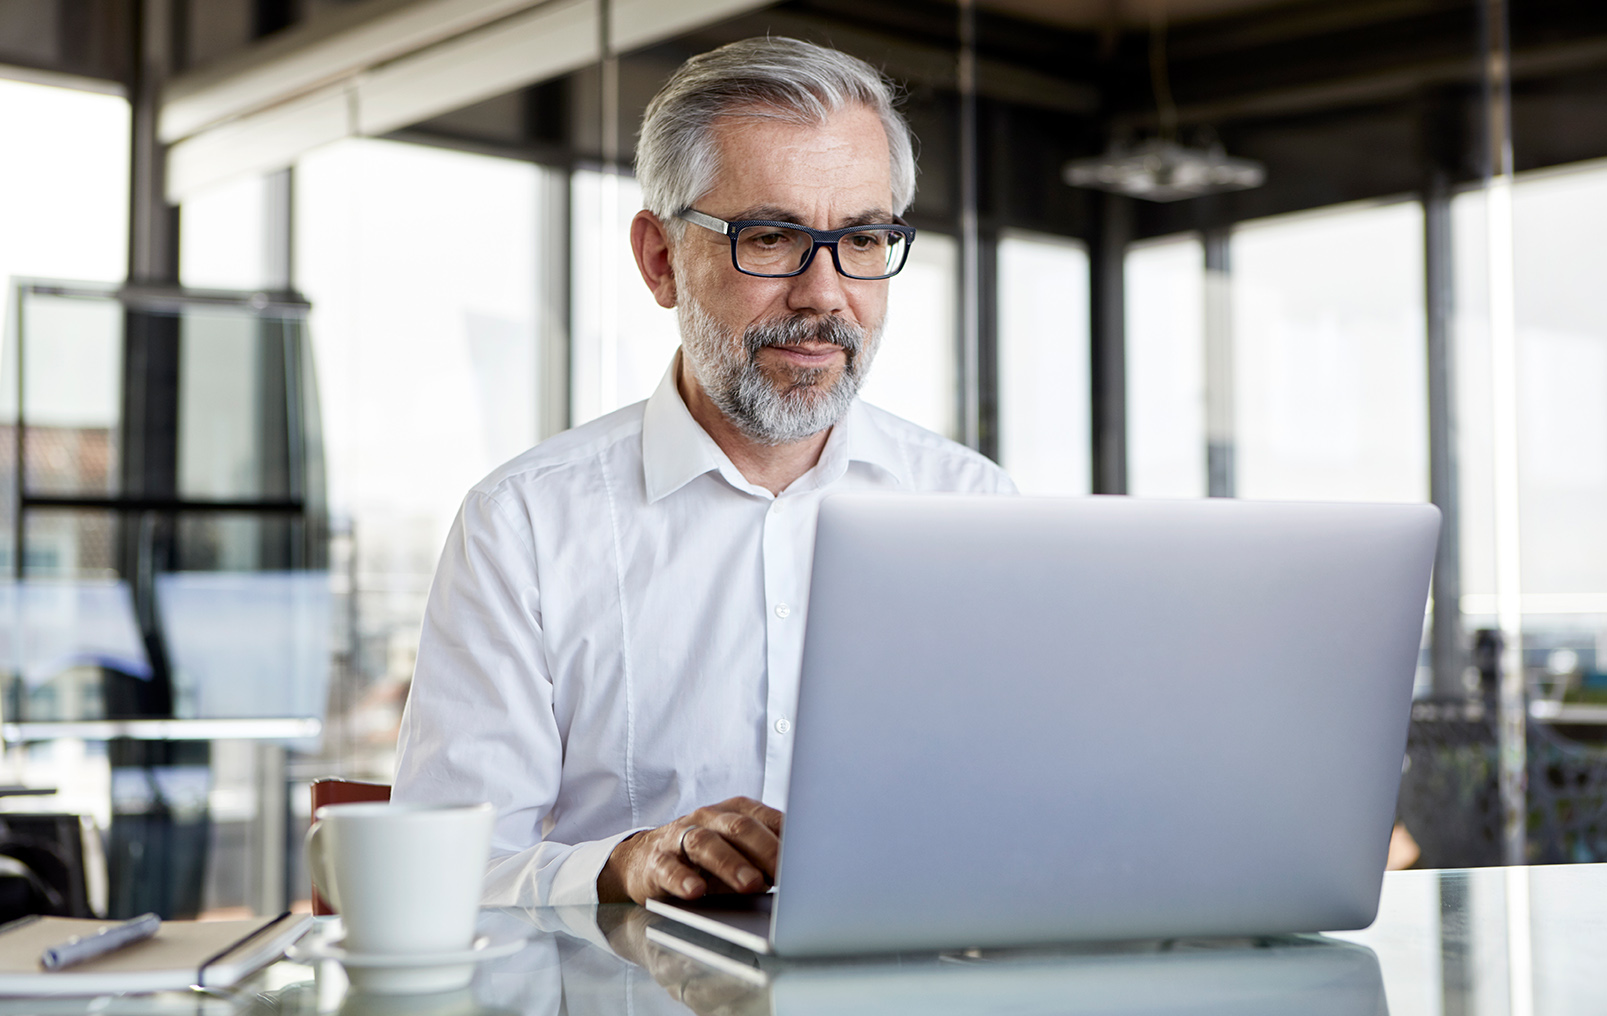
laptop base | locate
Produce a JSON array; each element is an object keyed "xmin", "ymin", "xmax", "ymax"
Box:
[{"xmin": 645, "ymin": 895, "xmax": 775, "ymax": 955}]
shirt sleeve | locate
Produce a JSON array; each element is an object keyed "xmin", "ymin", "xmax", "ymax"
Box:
[
  {"xmin": 990, "ymin": 465, "xmax": 1020, "ymax": 495},
  {"xmin": 393, "ymin": 488, "xmax": 645, "ymax": 907}
]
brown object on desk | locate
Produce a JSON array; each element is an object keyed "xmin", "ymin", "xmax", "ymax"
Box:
[{"xmin": 308, "ymin": 778, "xmax": 391, "ymax": 916}]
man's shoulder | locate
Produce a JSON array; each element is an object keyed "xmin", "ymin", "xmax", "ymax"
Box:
[
  {"xmin": 470, "ymin": 401, "xmax": 646, "ymax": 507},
  {"xmin": 854, "ymin": 400, "xmax": 1016, "ymax": 494}
]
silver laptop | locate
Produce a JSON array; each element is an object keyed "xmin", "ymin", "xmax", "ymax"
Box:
[{"xmin": 649, "ymin": 494, "xmax": 1439, "ymax": 957}]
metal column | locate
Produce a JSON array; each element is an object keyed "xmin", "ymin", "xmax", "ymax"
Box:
[
  {"xmin": 1478, "ymin": 0, "xmax": 1526, "ymax": 868},
  {"xmin": 1089, "ymin": 193, "xmax": 1130, "ymax": 495},
  {"xmin": 1203, "ymin": 228, "xmax": 1235, "ymax": 498},
  {"xmin": 1425, "ymin": 171, "xmax": 1466, "ymax": 699},
  {"xmin": 957, "ymin": 0, "xmax": 983, "ymax": 452}
]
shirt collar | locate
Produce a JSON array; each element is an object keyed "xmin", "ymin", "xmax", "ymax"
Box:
[
  {"xmin": 837, "ymin": 398, "xmax": 913, "ymax": 488},
  {"xmin": 642, "ymin": 354, "xmax": 737, "ymax": 503},
  {"xmin": 641, "ymin": 352, "xmax": 914, "ymax": 502}
]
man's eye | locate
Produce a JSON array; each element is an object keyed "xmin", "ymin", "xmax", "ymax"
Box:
[
  {"xmin": 751, "ymin": 232, "xmax": 789, "ymax": 247},
  {"xmin": 844, "ymin": 232, "xmax": 884, "ymax": 250}
]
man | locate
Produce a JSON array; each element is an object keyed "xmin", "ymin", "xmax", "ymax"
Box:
[{"xmin": 392, "ymin": 37, "xmax": 1014, "ymax": 908}]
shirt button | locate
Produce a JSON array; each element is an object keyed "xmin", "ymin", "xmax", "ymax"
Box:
[
  {"xmin": 775, "ymin": 718, "xmax": 792, "ymax": 734},
  {"xmin": 770, "ymin": 500, "xmax": 783, "ymax": 514},
  {"xmin": 774, "ymin": 603, "xmax": 791, "ymax": 619}
]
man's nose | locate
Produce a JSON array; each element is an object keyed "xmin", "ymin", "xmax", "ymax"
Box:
[{"xmin": 784, "ymin": 243, "xmax": 850, "ymax": 316}]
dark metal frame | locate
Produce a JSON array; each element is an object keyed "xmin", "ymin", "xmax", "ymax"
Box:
[{"xmin": 677, "ymin": 208, "xmax": 917, "ymax": 280}]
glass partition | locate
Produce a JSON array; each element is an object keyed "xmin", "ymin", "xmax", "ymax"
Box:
[
  {"xmin": 14, "ymin": 296, "xmax": 124, "ymax": 500},
  {"xmin": 1, "ymin": 281, "xmax": 329, "ymax": 725},
  {"xmin": 178, "ymin": 308, "xmax": 299, "ymax": 503}
]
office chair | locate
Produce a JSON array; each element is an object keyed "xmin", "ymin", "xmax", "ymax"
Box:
[{"xmin": 0, "ymin": 813, "xmax": 94, "ymax": 921}]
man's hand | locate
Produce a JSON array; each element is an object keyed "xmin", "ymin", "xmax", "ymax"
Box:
[{"xmin": 597, "ymin": 796, "xmax": 783, "ymax": 905}]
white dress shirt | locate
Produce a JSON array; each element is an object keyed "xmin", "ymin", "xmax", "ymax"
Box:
[{"xmin": 393, "ymin": 357, "xmax": 1015, "ymax": 907}]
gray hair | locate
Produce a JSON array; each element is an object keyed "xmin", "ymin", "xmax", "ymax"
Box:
[{"xmin": 636, "ymin": 37, "xmax": 917, "ymax": 231}]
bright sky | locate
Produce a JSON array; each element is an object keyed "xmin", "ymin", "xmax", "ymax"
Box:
[
  {"xmin": 0, "ymin": 76, "xmax": 128, "ymax": 434},
  {"xmin": 0, "ymin": 78, "xmax": 129, "ymax": 325}
]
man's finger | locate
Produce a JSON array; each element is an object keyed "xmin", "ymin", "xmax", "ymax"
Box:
[
  {"xmin": 701, "ymin": 811, "xmax": 780, "ymax": 878},
  {"xmin": 729, "ymin": 796, "xmax": 785, "ymax": 835},
  {"xmin": 651, "ymin": 849, "xmax": 706, "ymax": 899},
  {"xmin": 707, "ymin": 796, "xmax": 785, "ymax": 835},
  {"xmin": 683, "ymin": 826, "xmax": 767, "ymax": 893}
]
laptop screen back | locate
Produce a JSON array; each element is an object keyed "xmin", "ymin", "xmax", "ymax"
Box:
[{"xmin": 773, "ymin": 494, "xmax": 1438, "ymax": 956}]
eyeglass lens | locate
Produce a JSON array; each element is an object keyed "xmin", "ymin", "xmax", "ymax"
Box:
[{"xmin": 734, "ymin": 225, "xmax": 908, "ymax": 278}]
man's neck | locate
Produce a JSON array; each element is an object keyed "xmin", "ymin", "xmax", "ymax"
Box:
[{"xmin": 676, "ymin": 356, "xmax": 832, "ymax": 496}]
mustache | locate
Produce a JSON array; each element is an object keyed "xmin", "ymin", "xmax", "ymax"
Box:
[{"xmin": 744, "ymin": 314, "xmax": 865, "ymax": 359}]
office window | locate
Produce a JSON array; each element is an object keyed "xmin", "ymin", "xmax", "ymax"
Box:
[
  {"xmin": 570, "ymin": 170, "xmax": 683, "ymax": 425},
  {"xmin": 179, "ymin": 174, "xmax": 271, "ymax": 290},
  {"xmin": 1455, "ymin": 160, "xmax": 1607, "ymax": 638},
  {"xmin": 996, "ymin": 230, "xmax": 1089, "ymax": 494},
  {"xmin": 295, "ymin": 138, "xmax": 549, "ymax": 774},
  {"xmin": 1126, "ymin": 235, "xmax": 1207, "ymax": 498},
  {"xmin": 12, "ymin": 294, "xmax": 123, "ymax": 502},
  {"xmin": 0, "ymin": 79, "xmax": 129, "ymax": 314},
  {"xmin": 0, "ymin": 78, "xmax": 129, "ymax": 823},
  {"xmin": 1232, "ymin": 201, "xmax": 1428, "ymax": 503},
  {"xmin": 1454, "ymin": 188, "xmax": 1498, "ymax": 621},
  {"xmin": 859, "ymin": 231, "xmax": 959, "ymax": 439}
]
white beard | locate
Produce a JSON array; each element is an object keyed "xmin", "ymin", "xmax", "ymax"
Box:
[{"xmin": 676, "ymin": 295, "xmax": 882, "ymax": 446}]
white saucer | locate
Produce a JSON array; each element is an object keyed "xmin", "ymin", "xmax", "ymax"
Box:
[
  {"xmin": 291, "ymin": 932, "xmax": 528, "ymax": 967},
  {"xmin": 289, "ymin": 929, "xmax": 528, "ymax": 993}
]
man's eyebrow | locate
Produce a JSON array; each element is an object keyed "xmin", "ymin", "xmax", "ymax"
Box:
[{"xmin": 731, "ymin": 205, "xmax": 896, "ymax": 228}]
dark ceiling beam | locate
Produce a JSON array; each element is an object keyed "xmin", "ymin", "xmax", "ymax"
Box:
[
  {"xmin": 697, "ymin": 7, "xmax": 1100, "ymax": 115},
  {"xmin": 1118, "ymin": 34, "xmax": 1607, "ymax": 132},
  {"xmin": 1160, "ymin": 0, "xmax": 1461, "ymax": 60}
]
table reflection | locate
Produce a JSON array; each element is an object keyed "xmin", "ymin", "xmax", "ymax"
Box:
[
  {"xmin": 238, "ymin": 907, "xmax": 1384, "ymax": 1016},
  {"xmin": 22, "ymin": 864, "xmax": 1607, "ymax": 1016},
  {"xmin": 480, "ymin": 907, "xmax": 1384, "ymax": 1016}
]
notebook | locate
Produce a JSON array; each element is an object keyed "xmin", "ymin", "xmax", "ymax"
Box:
[{"xmin": 0, "ymin": 913, "xmax": 313, "ymax": 996}]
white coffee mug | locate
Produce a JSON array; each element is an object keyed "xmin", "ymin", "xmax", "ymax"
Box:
[{"xmin": 306, "ymin": 801, "xmax": 494, "ymax": 993}]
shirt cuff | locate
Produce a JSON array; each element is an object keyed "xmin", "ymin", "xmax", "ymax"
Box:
[{"xmin": 546, "ymin": 827, "xmax": 652, "ymax": 907}]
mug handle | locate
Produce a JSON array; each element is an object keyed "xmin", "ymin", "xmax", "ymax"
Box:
[{"xmin": 305, "ymin": 817, "xmax": 339, "ymax": 913}]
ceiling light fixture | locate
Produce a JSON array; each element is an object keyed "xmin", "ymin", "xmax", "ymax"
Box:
[
  {"xmin": 1063, "ymin": 7, "xmax": 1265, "ymax": 203},
  {"xmin": 1063, "ymin": 138, "xmax": 1265, "ymax": 202}
]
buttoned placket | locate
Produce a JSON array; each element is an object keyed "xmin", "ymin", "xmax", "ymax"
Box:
[{"xmin": 759, "ymin": 489, "xmax": 811, "ymax": 808}]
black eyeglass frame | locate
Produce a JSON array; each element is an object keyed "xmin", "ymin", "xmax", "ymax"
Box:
[{"xmin": 677, "ymin": 208, "xmax": 917, "ymax": 280}]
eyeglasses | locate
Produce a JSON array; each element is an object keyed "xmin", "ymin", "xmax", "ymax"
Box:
[{"xmin": 677, "ymin": 208, "xmax": 916, "ymax": 280}]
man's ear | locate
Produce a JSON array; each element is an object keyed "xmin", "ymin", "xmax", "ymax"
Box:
[{"xmin": 630, "ymin": 210, "xmax": 678, "ymax": 309}]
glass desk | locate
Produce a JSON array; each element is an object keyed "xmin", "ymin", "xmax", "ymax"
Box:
[{"xmin": 7, "ymin": 863, "xmax": 1603, "ymax": 1016}]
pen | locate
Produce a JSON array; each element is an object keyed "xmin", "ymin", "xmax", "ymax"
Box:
[{"xmin": 39, "ymin": 913, "xmax": 162, "ymax": 971}]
